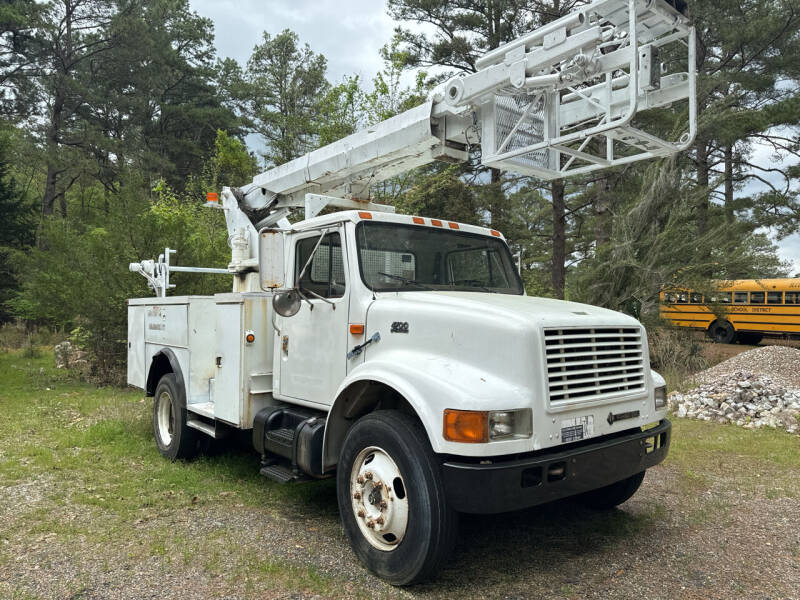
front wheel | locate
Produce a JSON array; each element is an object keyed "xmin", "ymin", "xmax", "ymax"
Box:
[
  {"xmin": 709, "ymin": 319, "xmax": 736, "ymax": 344},
  {"xmin": 337, "ymin": 410, "xmax": 457, "ymax": 586}
]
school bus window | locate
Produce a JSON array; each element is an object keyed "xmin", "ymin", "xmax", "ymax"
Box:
[
  {"xmin": 715, "ymin": 292, "xmax": 732, "ymax": 303},
  {"xmin": 750, "ymin": 291, "xmax": 765, "ymax": 304},
  {"xmin": 663, "ymin": 292, "xmax": 675, "ymax": 303},
  {"xmin": 767, "ymin": 291, "xmax": 782, "ymax": 304},
  {"xmin": 690, "ymin": 292, "xmax": 703, "ymax": 304},
  {"xmin": 677, "ymin": 292, "xmax": 688, "ymax": 303},
  {"xmin": 734, "ymin": 292, "xmax": 748, "ymax": 304},
  {"xmin": 787, "ymin": 291, "xmax": 800, "ymax": 304}
]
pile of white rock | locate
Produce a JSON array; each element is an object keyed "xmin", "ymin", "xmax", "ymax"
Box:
[{"xmin": 668, "ymin": 346, "xmax": 800, "ymax": 435}]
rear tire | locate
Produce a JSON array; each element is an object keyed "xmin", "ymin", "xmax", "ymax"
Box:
[
  {"xmin": 337, "ymin": 410, "xmax": 457, "ymax": 586},
  {"xmin": 709, "ymin": 319, "xmax": 736, "ymax": 344},
  {"xmin": 578, "ymin": 471, "xmax": 645, "ymax": 510},
  {"xmin": 153, "ymin": 373, "xmax": 198, "ymax": 461}
]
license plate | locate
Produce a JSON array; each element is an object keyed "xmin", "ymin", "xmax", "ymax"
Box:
[{"xmin": 561, "ymin": 416, "xmax": 594, "ymax": 443}]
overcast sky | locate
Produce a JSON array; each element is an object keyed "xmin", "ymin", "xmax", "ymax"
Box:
[
  {"xmin": 188, "ymin": 0, "xmax": 799, "ymax": 274},
  {"xmin": 190, "ymin": 0, "xmax": 398, "ymax": 85}
]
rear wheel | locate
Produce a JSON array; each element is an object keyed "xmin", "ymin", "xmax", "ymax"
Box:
[
  {"xmin": 709, "ymin": 319, "xmax": 736, "ymax": 344},
  {"xmin": 153, "ymin": 373, "xmax": 198, "ymax": 461},
  {"xmin": 578, "ymin": 471, "xmax": 645, "ymax": 510},
  {"xmin": 337, "ymin": 410, "xmax": 457, "ymax": 586}
]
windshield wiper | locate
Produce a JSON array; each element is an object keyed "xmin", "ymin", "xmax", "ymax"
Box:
[{"xmin": 377, "ymin": 272, "xmax": 433, "ymax": 291}]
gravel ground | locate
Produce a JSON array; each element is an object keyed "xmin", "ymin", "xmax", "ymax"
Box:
[
  {"xmin": 669, "ymin": 346, "xmax": 800, "ymax": 434},
  {"xmin": 696, "ymin": 345, "xmax": 800, "ymax": 388}
]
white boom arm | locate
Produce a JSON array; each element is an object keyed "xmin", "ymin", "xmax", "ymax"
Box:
[{"xmin": 233, "ymin": 0, "xmax": 695, "ymax": 223}]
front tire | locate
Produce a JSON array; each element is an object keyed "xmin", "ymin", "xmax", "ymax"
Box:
[
  {"xmin": 153, "ymin": 373, "xmax": 198, "ymax": 461},
  {"xmin": 709, "ymin": 319, "xmax": 736, "ymax": 344},
  {"xmin": 337, "ymin": 410, "xmax": 457, "ymax": 586},
  {"xmin": 578, "ymin": 471, "xmax": 645, "ymax": 510}
]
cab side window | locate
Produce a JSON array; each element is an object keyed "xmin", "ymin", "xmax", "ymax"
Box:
[{"xmin": 295, "ymin": 233, "xmax": 345, "ymax": 299}]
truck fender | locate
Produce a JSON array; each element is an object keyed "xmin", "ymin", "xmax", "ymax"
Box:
[
  {"xmin": 322, "ymin": 361, "xmax": 444, "ymax": 472},
  {"xmin": 145, "ymin": 348, "xmax": 186, "ymax": 408}
]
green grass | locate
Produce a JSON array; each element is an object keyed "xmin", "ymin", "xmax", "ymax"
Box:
[
  {"xmin": 0, "ymin": 350, "xmax": 348, "ymax": 598},
  {"xmin": 666, "ymin": 417, "xmax": 800, "ymax": 501}
]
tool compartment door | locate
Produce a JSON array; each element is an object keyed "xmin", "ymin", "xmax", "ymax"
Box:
[{"xmin": 127, "ymin": 305, "xmax": 145, "ymax": 388}]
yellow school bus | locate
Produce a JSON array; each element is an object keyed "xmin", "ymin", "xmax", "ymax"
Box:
[{"xmin": 659, "ymin": 279, "xmax": 800, "ymax": 344}]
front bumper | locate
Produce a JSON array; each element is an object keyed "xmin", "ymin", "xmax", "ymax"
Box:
[{"xmin": 441, "ymin": 418, "xmax": 671, "ymax": 514}]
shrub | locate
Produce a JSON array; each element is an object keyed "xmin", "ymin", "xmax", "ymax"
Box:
[{"xmin": 648, "ymin": 327, "xmax": 708, "ymax": 385}]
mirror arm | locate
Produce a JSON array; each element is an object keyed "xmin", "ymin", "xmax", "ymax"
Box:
[
  {"xmin": 297, "ymin": 228, "xmax": 330, "ymax": 282},
  {"xmin": 300, "ymin": 287, "xmax": 336, "ymax": 309},
  {"xmin": 295, "ymin": 287, "xmax": 314, "ymax": 310}
]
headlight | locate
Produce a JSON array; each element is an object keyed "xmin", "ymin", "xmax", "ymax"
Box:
[
  {"xmin": 654, "ymin": 385, "xmax": 667, "ymax": 410},
  {"xmin": 443, "ymin": 408, "xmax": 532, "ymax": 443},
  {"xmin": 489, "ymin": 409, "xmax": 532, "ymax": 440}
]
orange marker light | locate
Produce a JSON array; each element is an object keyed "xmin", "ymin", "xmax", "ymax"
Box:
[
  {"xmin": 349, "ymin": 324, "xmax": 365, "ymax": 335},
  {"xmin": 412, "ymin": 217, "xmax": 425, "ymax": 224},
  {"xmin": 490, "ymin": 230, "xmax": 501, "ymax": 237},
  {"xmin": 443, "ymin": 409, "xmax": 488, "ymax": 443},
  {"xmin": 245, "ymin": 332, "xmax": 255, "ymax": 343},
  {"xmin": 206, "ymin": 192, "xmax": 219, "ymax": 204},
  {"xmin": 358, "ymin": 211, "xmax": 373, "ymax": 219},
  {"xmin": 431, "ymin": 219, "xmax": 443, "ymax": 227},
  {"xmin": 448, "ymin": 222, "xmax": 459, "ymax": 229}
]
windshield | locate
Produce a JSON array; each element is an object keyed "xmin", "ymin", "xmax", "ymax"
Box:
[{"xmin": 356, "ymin": 221, "xmax": 523, "ymax": 295}]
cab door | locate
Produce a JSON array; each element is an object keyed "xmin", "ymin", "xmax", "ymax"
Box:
[{"xmin": 276, "ymin": 228, "xmax": 350, "ymax": 406}]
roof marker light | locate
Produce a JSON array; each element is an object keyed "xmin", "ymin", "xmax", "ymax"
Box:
[
  {"xmin": 431, "ymin": 219, "xmax": 443, "ymax": 227},
  {"xmin": 491, "ymin": 230, "xmax": 501, "ymax": 237},
  {"xmin": 358, "ymin": 211, "xmax": 372, "ymax": 219},
  {"xmin": 412, "ymin": 217, "xmax": 425, "ymax": 224},
  {"xmin": 448, "ymin": 222, "xmax": 459, "ymax": 229}
]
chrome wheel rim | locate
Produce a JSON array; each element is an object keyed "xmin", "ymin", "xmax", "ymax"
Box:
[
  {"xmin": 350, "ymin": 446, "xmax": 409, "ymax": 551},
  {"xmin": 156, "ymin": 390, "xmax": 174, "ymax": 447}
]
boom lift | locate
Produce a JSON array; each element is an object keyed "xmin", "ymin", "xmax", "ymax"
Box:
[{"xmin": 127, "ymin": 0, "xmax": 694, "ymax": 585}]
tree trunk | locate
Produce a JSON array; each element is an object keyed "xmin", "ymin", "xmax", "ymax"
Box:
[
  {"xmin": 551, "ymin": 179, "xmax": 566, "ymax": 299},
  {"xmin": 594, "ymin": 175, "xmax": 611, "ymax": 248},
  {"xmin": 41, "ymin": 163, "xmax": 59, "ymax": 216},
  {"xmin": 724, "ymin": 144, "xmax": 734, "ymax": 222},
  {"xmin": 695, "ymin": 138, "xmax": 709, "ymax": 236}
]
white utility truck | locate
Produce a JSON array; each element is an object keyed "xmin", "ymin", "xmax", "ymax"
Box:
[{"xmin": 127, "ymin": 0, "xmax": 694, "ymax": 584}]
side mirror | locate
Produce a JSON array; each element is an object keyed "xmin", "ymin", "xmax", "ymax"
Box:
[
  {"xmin": 259, "ymin": 228, "xmax": 285, "ymax": 290},
  {"xmin": 273, "ymin": 289, "xmax": 301, "ymax": 317}
]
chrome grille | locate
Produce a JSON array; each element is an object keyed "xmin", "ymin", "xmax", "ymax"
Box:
[{"xmin": 544, "ymin": 327, "xmax": 645, "ymax": 404}]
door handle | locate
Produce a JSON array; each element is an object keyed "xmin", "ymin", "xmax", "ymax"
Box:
[{"xmin": 347, "ymin": 332, "xmax": 380, "ymax": 360}]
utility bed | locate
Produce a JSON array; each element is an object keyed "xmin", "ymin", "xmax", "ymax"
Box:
[{"xmin": 127, "ymin": 293, "xmax": 278, "ymax": 429}]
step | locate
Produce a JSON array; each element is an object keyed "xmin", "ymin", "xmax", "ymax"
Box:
[
  {"xmin": 259, "ymin": 463, "xmax": 309, "ymax": 484},
  {"xmin": 187, "ymin": 418, "xmax": 217, "ymax": 438},
  {"xmin": 187, "ymin": 402, "xmax": 215, "ymax": 419},
  {"xmin": 265, "ymin": 427, "xmax": 295, "ymax": 450}
]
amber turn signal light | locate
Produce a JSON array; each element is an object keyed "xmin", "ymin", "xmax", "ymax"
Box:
[
  {"xmin": 443, "ymin": 409, "xmax": 488, "ymax": 443},
  {"xmin": 349, "ymin": 324, "xmax": 364, "ymax": 335}
]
